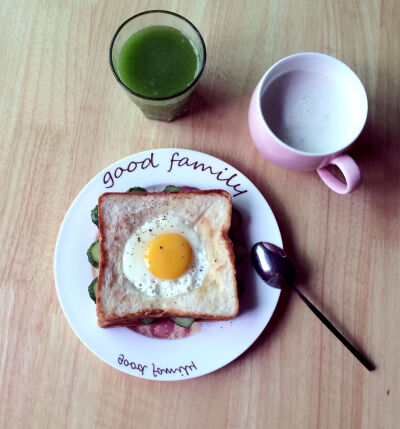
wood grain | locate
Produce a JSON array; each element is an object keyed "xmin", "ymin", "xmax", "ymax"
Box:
[{"xmin": 1, "ymin": 0, "xmax": 399, "ymax": 428}]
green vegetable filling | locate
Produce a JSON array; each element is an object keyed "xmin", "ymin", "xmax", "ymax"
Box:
[
  {"xmin": 87, "ymin": 240, "xmax": 100, "ymax": 268},
  {"xmin": 88, "ymin": 278, "xmax": 98, "ymax": 303}
]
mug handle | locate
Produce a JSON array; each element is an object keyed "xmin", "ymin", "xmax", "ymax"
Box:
[{"xmin": 317, "ymin": 154, "xmax": 362, "ymax": 194}]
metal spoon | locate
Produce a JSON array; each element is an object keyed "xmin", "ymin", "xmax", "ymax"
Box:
[{"xmin": 251, "ymin": 242, "xmax": 375, "ymax": 371}]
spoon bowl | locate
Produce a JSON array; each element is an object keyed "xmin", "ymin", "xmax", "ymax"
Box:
[{"xmin": 251, "ymin": 242, "xmax": 296, "ymax": 289}]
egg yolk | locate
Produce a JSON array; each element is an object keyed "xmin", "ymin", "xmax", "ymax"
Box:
[{"xmin": 144, "ymin": 233, "xmax": 193, "ymax": 280}]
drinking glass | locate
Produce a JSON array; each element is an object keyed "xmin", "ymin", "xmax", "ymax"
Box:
[{"xmin": 110, "ymin": 10, "xmax": 206, "ymax": 121}]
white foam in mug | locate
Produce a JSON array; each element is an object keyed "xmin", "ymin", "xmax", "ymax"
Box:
[{"xmin": 261, "ymin": 70, "xmax": 353, "ymax": 153}]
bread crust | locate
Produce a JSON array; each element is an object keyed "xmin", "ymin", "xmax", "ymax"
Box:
[{"xmin": 96, "ymin": 190, "xmax": 239, "ymax": 327}]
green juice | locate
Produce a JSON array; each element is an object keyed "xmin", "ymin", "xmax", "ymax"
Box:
[{"xmin": 118, "ymin": 25, "xmax": 200, "ymax": 98}]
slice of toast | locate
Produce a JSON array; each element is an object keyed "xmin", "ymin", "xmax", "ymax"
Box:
[{"xmin": 96, "ymin": 190, "xmax": 238, "ymax": 327}]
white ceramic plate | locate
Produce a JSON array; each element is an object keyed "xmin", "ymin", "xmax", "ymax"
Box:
[{"xmin": 54, "ymin": 148, "xmax": 282, "ymax": 380}]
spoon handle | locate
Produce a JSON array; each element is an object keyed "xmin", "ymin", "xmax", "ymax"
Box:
[{"xmin": 291, "ymin": 285, "xmax": 375, "ymax": 371}]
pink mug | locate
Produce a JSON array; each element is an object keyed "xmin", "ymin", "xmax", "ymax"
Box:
[{"xmin": 248, "ymin": 52, "xmax": 368, "ymax": 194}]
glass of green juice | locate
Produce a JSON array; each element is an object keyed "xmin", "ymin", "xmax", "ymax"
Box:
[{"xmin": 109, "ymin": 10, "xmax": 206, "ymax": 121}]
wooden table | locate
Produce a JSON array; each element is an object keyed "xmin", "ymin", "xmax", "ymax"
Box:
[{"xmin": 1, "ymin": 1, "xmax": 399, "ymax": 427}]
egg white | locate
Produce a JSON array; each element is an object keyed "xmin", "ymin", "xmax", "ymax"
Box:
[{"xmin": 122, "ymin": 213, "xmax": 208, "ymax": 298}]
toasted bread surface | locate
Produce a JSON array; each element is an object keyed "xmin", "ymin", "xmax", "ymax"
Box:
[{"xmin": 96, "ymin": 190, "xmax": 238, "ymax": 327}]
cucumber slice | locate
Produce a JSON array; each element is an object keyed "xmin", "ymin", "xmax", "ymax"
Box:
[
  {"xmin": 88, "ymin": 278, "xmax": 98, "ymax": 303},
  {"xmin": 163, "ymin": 185, "xmax": 181, "ymax": 192},
  {"xmin": 230, "ymin": 208, "xmax": 242, "ymax": 233},
  {"xmin": 127, "ymin": 187, "xmax": 147, "ymax": 193},
  {"xmin": 140, "ymin": 317, "xmax": 155, "ymax": 325},
  {"xmin": 170, "ymin": 317, "xmax": 195, "ymax": 328},
  {"xmin": 87, "ymin": 240, "xmax": 100, "ymax": 268},
  {"xmin": 91, "ymin": 205, "xmax": 98, "ymax": 227}
]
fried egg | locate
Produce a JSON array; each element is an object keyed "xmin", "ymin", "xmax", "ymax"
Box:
[{"xmin": 122, "ymin": 213, "xmax": 208, "ymax": 298}]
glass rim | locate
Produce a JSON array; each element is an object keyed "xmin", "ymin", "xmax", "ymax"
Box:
[{"xmin": 109, "ymin": 10, "xmax": 207, "ymax": 101}]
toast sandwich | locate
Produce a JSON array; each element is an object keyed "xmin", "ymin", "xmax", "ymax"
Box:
[{"xmin": 96, "ymin": 190, "xmax": 239, "ymax": 327}]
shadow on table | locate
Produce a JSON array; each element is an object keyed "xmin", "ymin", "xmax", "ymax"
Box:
[
  {"xmin": 223, "ymin": 128, "xmax": 385, "ymax": 366},
  {"xmin": 230, "ymin": 174, "xmax": 305, "ymax": 361},
  {"xmin": 189, "ymin": 83, "xmax": 238, "ymax": 119},
  {"xmin": 348, "ymin": 113, "xmax": 400, "ymax": 199}
]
